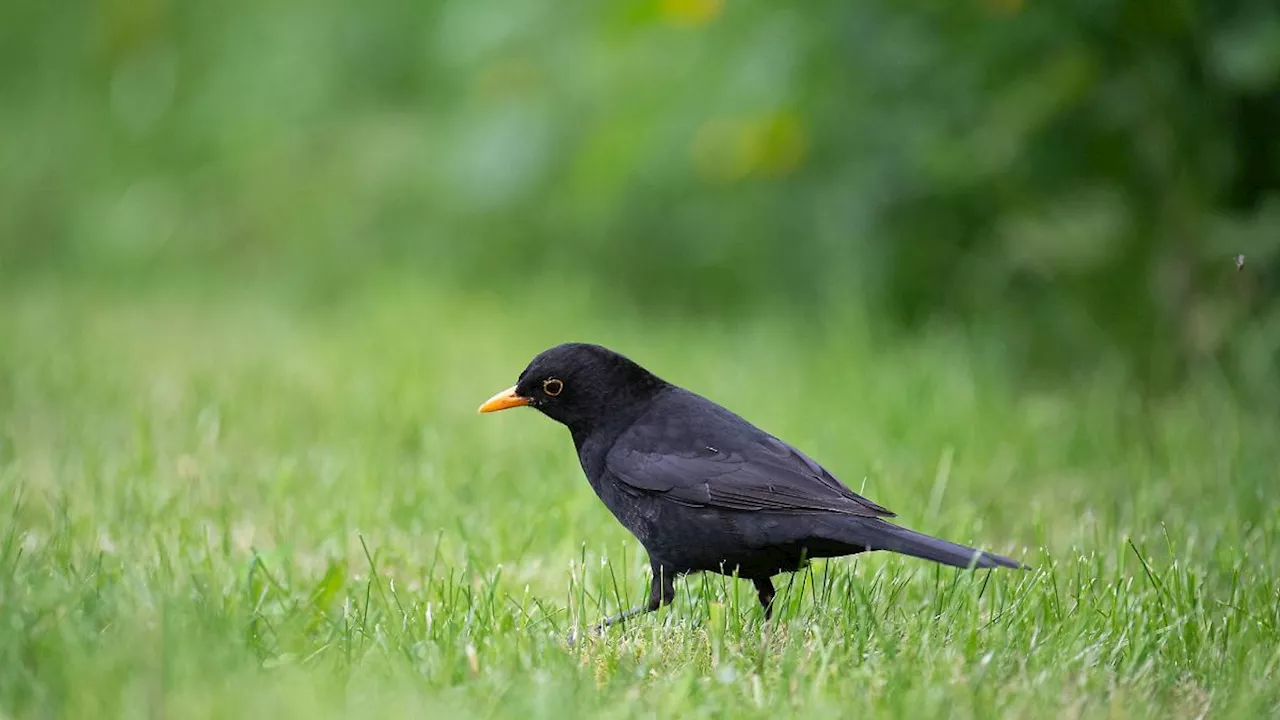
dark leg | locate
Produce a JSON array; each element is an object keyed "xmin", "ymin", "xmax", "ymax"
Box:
[
  {"xmin": 600, "ymin": 563, "xmax": 676, "ymax": 627},
  {"xmin": 567, "ymin": 560, "xmax": 677, "ymax": 644},
  {"xmin": 753, "ymin": 577, "xmax": 776, "ymax": 620}
]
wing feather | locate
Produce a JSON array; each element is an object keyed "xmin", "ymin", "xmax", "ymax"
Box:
[{"xmin": 604, "ymin": 393, "xmax": 895, "ymax": 518}]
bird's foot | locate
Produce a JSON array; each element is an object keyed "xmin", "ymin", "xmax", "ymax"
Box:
[
  {"xmin": 564, "ymin": 622, "xmax": 606, "ymax": 647},
  {"xmin": 565, "ymin": 603, "xmax": 656, "ymax": 646}
]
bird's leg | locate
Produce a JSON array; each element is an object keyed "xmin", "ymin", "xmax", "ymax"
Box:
[
  {"xmin": 567, "ymin": 562, "xmax": 676, "ymax": 645},
  {"xmin": 753, "ymin": 577, "xmax": 776, "ymax": 620},
  {"xmin": 602, "ymin": 561, "xmax": 676, "ymax": 627}
]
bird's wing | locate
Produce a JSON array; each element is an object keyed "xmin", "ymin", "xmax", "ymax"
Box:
[{"xmin": 604, "ymin": 397, "xmax": 895, "ymax": 518}]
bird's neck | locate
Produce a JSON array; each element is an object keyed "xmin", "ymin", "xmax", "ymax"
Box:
[{"xmin": 569, "ymin": 384, "xmax": 666, "ymax": 452}]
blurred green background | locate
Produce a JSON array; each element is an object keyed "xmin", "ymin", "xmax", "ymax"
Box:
[
  {"xmin": 4, "ymin": 2, "xmax": 1280, "ymax": 718},
  {"xmin": 5, "ymin": 0, "xmax": 1279, "ymax": 393}
]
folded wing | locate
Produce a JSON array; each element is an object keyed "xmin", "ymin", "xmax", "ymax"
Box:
[{"xmin": 605, "ymin": 393, "xmax": 895, "ymax": 518}]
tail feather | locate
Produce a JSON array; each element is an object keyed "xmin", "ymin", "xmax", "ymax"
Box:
[{"xmin": 835, "ymin": 519, "xmax": 1026, "ymax": 570}]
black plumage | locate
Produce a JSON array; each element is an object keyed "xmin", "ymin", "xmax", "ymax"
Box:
[{"xmin": 479, "ymin": 342, "xmax": 1024, "ymax": 633}]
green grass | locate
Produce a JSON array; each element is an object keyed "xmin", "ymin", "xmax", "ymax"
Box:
[{"xmin": 2, "ymin": 280, "xmax": 1278, "ymax": 719}]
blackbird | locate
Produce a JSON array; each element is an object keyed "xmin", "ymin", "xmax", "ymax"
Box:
[{"xmin": 479, "ymin": 343, "xmax": 1024, "ymax": 633}]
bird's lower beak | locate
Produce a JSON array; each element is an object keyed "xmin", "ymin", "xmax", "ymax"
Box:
[{"xmin": 477, "ymin": 385, "xmax": 531, "ymax": 413}]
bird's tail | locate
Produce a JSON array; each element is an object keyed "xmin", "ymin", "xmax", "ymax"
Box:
[{"xmin": 836, "ymin": 519, "xmax": 1025, "ymax": 570}]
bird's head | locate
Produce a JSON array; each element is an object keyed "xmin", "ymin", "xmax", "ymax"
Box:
[{"xmin": 478, "ymin": 343, "xmax": 665, "ymax": 431}]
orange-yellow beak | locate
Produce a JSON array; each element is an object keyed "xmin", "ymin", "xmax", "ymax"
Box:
[{"xmin": 477, "ymin": 385, "xmax": 531, "ymax": 413}]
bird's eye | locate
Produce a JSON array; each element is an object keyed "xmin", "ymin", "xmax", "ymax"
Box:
[{"xmin": 543, "ymin": 378, "xmax": 563, "ymax": 397}]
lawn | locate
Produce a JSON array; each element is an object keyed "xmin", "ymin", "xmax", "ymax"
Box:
[{"xmin": 2, "ymin": 279, "xmax": 1277, "ymax": 719}]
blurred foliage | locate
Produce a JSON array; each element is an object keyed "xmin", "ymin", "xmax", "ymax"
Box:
[{"xmin": 1, "ymin": 0, "xmax": 1278, "ymax": 393}]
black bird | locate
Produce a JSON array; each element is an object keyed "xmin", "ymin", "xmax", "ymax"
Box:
[{"xmin": 479, "ymin": 343, "xmax": 1024, "ymax": 633}]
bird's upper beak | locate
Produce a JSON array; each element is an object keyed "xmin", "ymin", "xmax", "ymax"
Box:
[{"xmin": 477, "ymin": 385, "xmax": 531, "ymax": 413}]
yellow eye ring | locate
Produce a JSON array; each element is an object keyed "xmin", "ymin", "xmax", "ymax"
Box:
[{"xmin": 543, "ymin": 378, "xmax": 563, "ymax": 397}]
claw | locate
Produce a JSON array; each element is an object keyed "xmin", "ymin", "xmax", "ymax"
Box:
[{"xmin": 565, "ymin": 622, "xmax": 605, "ymax": 646}]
